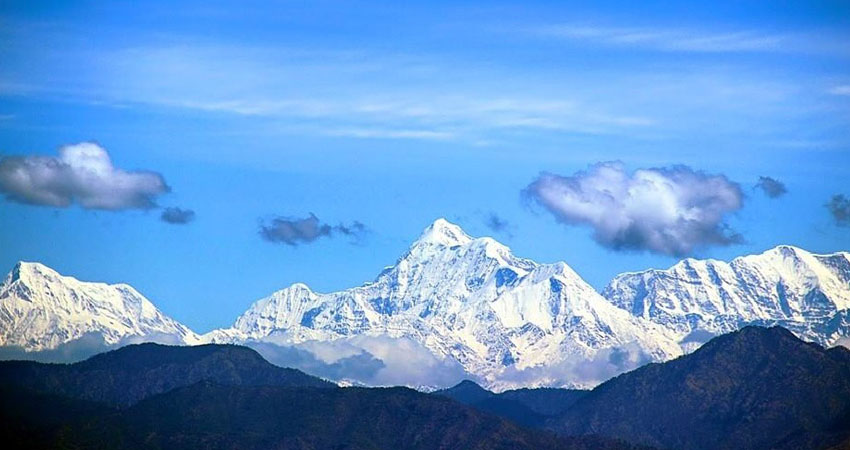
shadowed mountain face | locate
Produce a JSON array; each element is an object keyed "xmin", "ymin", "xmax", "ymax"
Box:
[
  {"xmin": 0, "ymin": 383, "xmax": 638, "ymax": 450},
  {"xmin": 434, "ymin": 379, "xmax": 587, "ymax": 427},
  {"xmin": 0, "ymin": 342, "xmax": 636, "ymax": 450},
  {"xmin": 0, "ymin": 342, "xmax": 334, "ymax": 407},
  {"xmin": 546, "ymin": 326, "xmax": 850, "ymax": 450}
]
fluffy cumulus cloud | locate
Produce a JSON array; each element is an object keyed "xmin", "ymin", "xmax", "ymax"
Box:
[
  {"xmin": 259, "ymin": 213, "xmax": 366, "ymax": 245},
  {"xmin": 0, "ymin": 142, "xmax": 169, "ymax": 210},
  {"xmin": 827, "ymin": 194, "xmax": 850, "ymax": 226},
  {"xmin": 524, "ymin": 162, "xmax": 744, "ymax": 256},
  {"xmin": 161, "ymin": 207, "xmax": 196, "ymax": 224},
  {"xmin": 755, "ymin": 176, "xmax": 787, "ymax": 198}
]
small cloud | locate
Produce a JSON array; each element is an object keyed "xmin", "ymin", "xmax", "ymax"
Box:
[
  {"xmin": 523, "ymin": 162, "xmax": 744, "ymax": 256},
  {"xmin": 161, "ymin": 207, "xmax": 195, "ymax": 224},
  {"xmin": 829, "ymin": 85, "xmax": 850, "ymax": 96},
  {"xmin": 259, "ymin": 213, "xmax": 366, "ymax": 246},
  {"xmin": 826, "ymin": 194, "xmax": 850, "ymax": 226},
  {"xmin": 484, "ymin": 213, "xmax": 510, "ymax": 233},
  {"xmin": 0, "ymin": 142, "xmax": 169, "ymax": 210},
  {"xmin": 755, "ymin": 176, "xmax": 787, "ymax": 198}
]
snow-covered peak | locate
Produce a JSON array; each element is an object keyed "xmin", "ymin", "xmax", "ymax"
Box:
[
  {"xmin": 413, "ymin": 218, "xmax": 472, "ymax": 247},
  {"xmin": 3, "ymin": 261, "xmax": 57, "ymax": 286},
  {"xmin": 285, "ymin": 282, "xmax": 315, "ymax": 294},
  {"xmin": 223, "ymin": 218, "xmax": 682, "ymax": 390},
  {"xmin": 603, "ymin": 245, "xmax": 850, "ymax": 345},
  {"xmin": 0, "ymin": 262, "xmax": 199, "ymax": 351}
]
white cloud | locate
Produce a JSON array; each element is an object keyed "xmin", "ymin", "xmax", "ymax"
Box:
[
  {"xmin": 532, "ymin": 25, "xmax": 788, "ymax": 53},
  {"xmin": 496, "ymin": 343, "xmax": 654, "ymax": 389},
  {"xmin": 324, "ymin": 127, "xmax": 456, "ymax": 141},
  {"xmin": 0, "ymin": 142, "xmax": 169, "ymax": 209},
  {"xmin": 249, "ymin": 336, "xmax": 471, "ymax": 389},
  {"xmin": 524, "ymin": 162, "xmax": 744, "ymax": 256},
  {"xmin": 829, "ymin": 85, "xmax": 850, "ymax": 96},
  {"xmin": 832, "ymin": 336, "xmax": 850, "ymax": 349}
]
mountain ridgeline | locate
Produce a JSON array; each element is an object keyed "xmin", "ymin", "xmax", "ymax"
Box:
[
  {"xmin": 2, "ymin": 219, "xmax": 849, "ymax": 391},
  {"xmin": 545, "ymin": 326, "xmax": 850, "ymax": 450},
  {"xmin": 438, "ymin": 327, "xmax": 850, "ymax": 450},
  {"xmin": 1, "ymin": 327, "xmax": 848, "ymax": 449},
  {"xmin": 434, "ymin": 379, "xmax": 588, "ymax": 427},
  {"xmin": 0, "ymin": 343, "xmax": 333, "ymax": 407},
  {"xmin": 0, "ymin": 343, "xmax": 636, "ymax": 450}
]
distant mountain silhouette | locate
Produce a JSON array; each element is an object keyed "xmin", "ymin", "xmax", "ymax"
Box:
[
  {"xmin": 434, "ymin": 379, "xmax": 587, "ymax": 427},
  {"xmin": 0, "ymin": 342, "xmax": 333, "ymax": 407},
  {"xmin": 547, "ymin": 326, "xmax": 850, "ymax": 450},
  {"xmin": 4, "ymin": 327, "xmax": 848, "ymax": 449},
  {"xmin": 0, "ymin": 342, "xmax": 636, "ymax": 450}
]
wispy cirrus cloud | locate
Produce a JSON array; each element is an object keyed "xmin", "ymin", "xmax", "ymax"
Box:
[
  {"xmin": 2, "ymin": 17, "xmax": 846, "ymax": 148},
  {"xmin": 530, "ymin": 24, "xmax": 796, "ymax": 53},
  {"xmin": 0, "ymin": 43, "xmax": 661, "ymax": 142},
  {"xmin": 829, "ymin": 85, "xmax": 850, "ymax": 96},
  {"xmin": 323, "ymin": 127, "xmax": 456, "ymax": 141}
]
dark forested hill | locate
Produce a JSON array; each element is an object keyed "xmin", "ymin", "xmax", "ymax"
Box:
[
  {"xmin": 434, "ymin": 379, "xmax": 587, "ymax": 427},
  {"xmin": 4, "ymin": 328, "xmax": 848, "ymax": 450},
  {"xmin": 0, "ymin": 342, "xmax": 334, "ymax": 407},
  {"xmin": 547, "ymin": 326, "xmax": 850, "ymax": 450},
  {"xmin": 0, "ymin": 342, "xmax": 636, "ymax": 450}
]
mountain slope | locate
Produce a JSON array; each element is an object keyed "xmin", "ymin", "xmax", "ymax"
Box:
[
  {"xmin": 434, "ymin": 379, "xmax": 587, "ymax": 427},
  {"xmin": 0, "ymin": 342, "xmax": 334, "ymax": 407},
  {"xmin": 0, "ymin": 383, "xmax": 639, "ymax": 450},
  {"xmin": 603, "ymin": 246, "xmax": 850, "ymax": 348},
  {"xmin": 0, "ymin": 345, "xmax": 638, "ymax": 450},
  {"xmin": 215, "ymin": 218, "xmax": 682, "ymax": 390},
  {"xmin": 547, "ymin": 326, "xmax": 850, "ymax": 450},
  {"xmin": 0, "ymin": 262, "xmax": 198, "ymax": 351}
]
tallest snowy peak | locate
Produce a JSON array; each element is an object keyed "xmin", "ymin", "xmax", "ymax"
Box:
[
  {"xmin": 414, "ymin": 218, "xmax": 472, "ymax": 247},
  {"xmin": 3, "ymin": 261, "xmax": 56, "ymax": 286}
]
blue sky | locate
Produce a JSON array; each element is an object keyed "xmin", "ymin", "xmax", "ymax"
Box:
[{"xmin": 1, "ymin": 0, "xmax": 848, "ymax": 332}]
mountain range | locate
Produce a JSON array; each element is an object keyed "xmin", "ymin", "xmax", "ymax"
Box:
[
  {"xmin": 439, "ymin": 326, "xmax": 850, "ymax": 450},
  {"xmin": 2, "ymin": 326, "xmax": 847, "ymax": 450},
  {"xmin": 0, "ymin": 343, "xmax": 631, "ymax": 450},
  {"xmin": 2, "ymin": 218, "xmax": 849, "ymax": 390}
]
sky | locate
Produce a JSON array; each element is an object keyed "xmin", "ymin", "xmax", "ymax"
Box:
[{"xmin": 0, "ymin": 0, "xmax": 848, "ymax": 332}]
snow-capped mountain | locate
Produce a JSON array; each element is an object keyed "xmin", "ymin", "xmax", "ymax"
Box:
[
  {"xmin": 602, "ymin": 245, "xmax": 850, "ymax": 348},
  {"xmin": 213, "ymin": 219, "xmax": 682, "ymax": 390},
  {"xmin": 3, "ymin": 221, "xmax": 847, "ymax": 390},
  {"xmin": 0, "ymin": 262, "xmax": 199, "ymax": 351}
]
